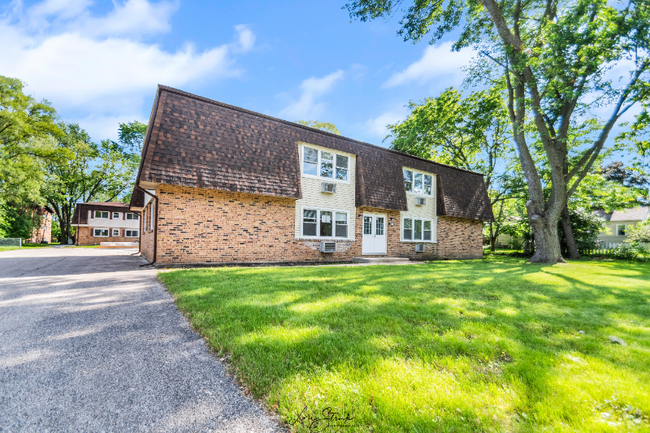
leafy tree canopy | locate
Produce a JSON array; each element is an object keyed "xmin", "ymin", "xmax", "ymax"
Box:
[
  {"xmin": 0, "ymin": 76, "xmax": 63, "ymax": 204},
  {"xmin": 297, "ymin": 120, "xmax": 341, "ymax": 135},
  {"xmin": 346, "ymin": 0, "xmax": 650, "ymax": 263}
]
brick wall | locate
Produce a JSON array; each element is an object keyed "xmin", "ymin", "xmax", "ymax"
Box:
[
  {"xmin": 150, "ymin": 185, "xmax": 483, "ymax": 265},
  {"xmin": 76, "ymin": 226, "xmax": 140, "ymax": 246},
  {"xmin": 27, "ymin": 211, "xmax": 52, "ymax": 244}
]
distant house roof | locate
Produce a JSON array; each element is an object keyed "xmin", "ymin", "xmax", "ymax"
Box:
[
  {"xmin": 72, "ymin": 202, "xmax": 138, "ymax": 225},
  {"xmin": 130, "ymin": 85, "xmax": 494, "ymax": 221},
  {"xmin": 593, "ymin": 207, "xmax": 649, "ymax": 223}
]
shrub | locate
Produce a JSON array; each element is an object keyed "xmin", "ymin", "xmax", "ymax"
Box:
[
  {"xmin": 626, "ymin": 223, "xmax": 650, "ymax": 243},
  {"xmin": 612, "ymin": 242, "xmax": 646, "ymax": 260},
  {"xmin": 558, "ymin": 208, "xmax": 605, "ymax": 251}
]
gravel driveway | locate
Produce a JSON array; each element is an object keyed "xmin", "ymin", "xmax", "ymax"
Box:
[{"xmin": 0, "ymin": 247, "xmax": 282, "ymax": 432}]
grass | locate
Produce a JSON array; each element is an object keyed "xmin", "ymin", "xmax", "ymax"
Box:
[
  {"xmin": 159, "ymin": 258, "xmax": 650, "ymax": 432},
  {"xmin": 0, "ymin": 243, "xmax": 96, "ymax": 252}
]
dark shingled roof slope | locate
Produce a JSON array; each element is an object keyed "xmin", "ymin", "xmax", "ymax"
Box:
[
  {"xmin": 131, "ymin": 86, "xmax": 494, "ymax": 221},
  {"xmin": 72, "ymin": 202, "xmax": 137, "ymax": 225}
]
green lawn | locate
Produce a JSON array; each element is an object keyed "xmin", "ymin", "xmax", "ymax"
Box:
[
  {"xmin": 160, "ymin": 258, "xmax": 650, "ymax": 432},
  {"xmin": 0, "ymin": 243, "xmax": 98, "ymax": 252}
]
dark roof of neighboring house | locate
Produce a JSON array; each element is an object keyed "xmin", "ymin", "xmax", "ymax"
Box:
[
  {"xmin": 72, "ymin": 202, "xmax": 138, "ymax": 225},
  {"xmin": 130, "ymin": 85, "xmax": 494, "ymax": 221},
  {"xmin": 593, "ymin": 207, "xmax": 649, "ymax": 223}
]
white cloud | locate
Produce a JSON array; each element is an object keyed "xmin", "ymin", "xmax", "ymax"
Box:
[
  {"xmin": 383, "ymin": 42, "xmax": 473, "ymax": 88},
  {"xmin": 0, "ymin": 0, "xmax": 255, "ymax": 140},
  {"xmin": 363, "ymin": 106, "xmax": 409, "ymax": 139},
  {"xmin": 280, "ymin": 70, "xmax": 344, "ymax": 120},
  {"xmin": 234, "ymin": 24, "xmax": 256, "ymax": 52}
]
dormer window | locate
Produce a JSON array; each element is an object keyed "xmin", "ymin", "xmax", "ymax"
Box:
[
  {"xmin": 403, "ymin": 169, "xmax": 433, "ymax": 196},
  {"xmin": 303, "ymin": 146, "xmax": 349, "ymax": 181}
]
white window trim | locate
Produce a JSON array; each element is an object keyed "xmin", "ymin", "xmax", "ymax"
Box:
[
  {"xmin": 299, "ymin": 206, "xmax": 352, "ymax": 240},
  {"xmin": 93, "ymin": 228, "xmax": 109, "ymax": 237},
  {"xmin": 113, "ymin": 212, "xmax": 120, "ymax": 219},
  {"xmin": 403, "ymin": 168, "xmax": 434, "ymax": 197},
  {"xmin": 401, "ymin": 217, "xmax": 436, "ymax": 243},
  {"xmin": 301, "ymin": 145, "xmax": 351, "ymax": 184},
  {"xmin": 112, "ymin": 229, "xmax": 120, "ymax": 237},
  {"xmin": 617, "ymin": 224, "xmax": 626, "ymax": 236},
  {"xmin": 150, "ymin": 202, "xmax": 155, "ymax": 231},
  {"xmin": 94, "ymin": 211, "xmax": 109, "ymax": 219},
  {"xmin": 125, "ymin": 230, "xmax": 139, "ymax": 238},
  {"xmin": 126, "ymin": 213, "xmax": 139, "ymax": 220}
]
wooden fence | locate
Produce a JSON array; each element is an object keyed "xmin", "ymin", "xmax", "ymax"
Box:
[{"xmin": 579, "ymin": 242, "xmax": 621, "ymax": 256}]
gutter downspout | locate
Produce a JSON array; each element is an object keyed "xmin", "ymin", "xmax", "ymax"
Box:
[{"xmin": 136, "ymin": 184, "xmax": 159, "ymax": 267}]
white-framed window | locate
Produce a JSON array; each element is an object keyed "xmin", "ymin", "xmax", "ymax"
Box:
[
  {"xmin": 126, "ymin": 213, "xmax": 139, "ymax": 220},
  {"xmin": 94, "ymin": 211, "xmax": 109, "ymax": 219},
  {"xmin": 403, "ymin": 217, "xmax": 434, "ymax": 242},
  {"xmin": 403, "ymin": 169, "xmax": 433, "ymax": 196},
  {"xmin": 302, "ymin": 208, "xmax": 349, "ymax": 239},
  {"xmin": 150, "ymin": 202, "xmax": 155, "ymax": 231},
  {"xmin": 125, "ymin": 230, "xmax": 139, "ymax": 238},
  {"xmin": 112, "ymin": 229, "xmax": 120, "ymax": 237},
  {"xmin": 302, "ymin": 146, "xmax": 349, "ymax": 181},
  {"xmin": 113, "ymin": 212, "xmax": 120, "ymax": 219},
  {"xmin": 617, "ymin": 224, "xmax": 626, "ymax": 236},
  {"xmin": 93, "ymin": 228, "xmax": 109, "ymax": 237}
]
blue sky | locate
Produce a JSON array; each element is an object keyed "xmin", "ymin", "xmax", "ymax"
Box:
[{"xmin": 0, "ymin": 0, "xmax": 473, "ymax": 146}]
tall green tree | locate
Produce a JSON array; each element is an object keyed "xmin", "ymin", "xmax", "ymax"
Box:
[
  {"xmin": 346, "ymin": 0, "xmax": 650, "ymax": 263},
  {"xmin": 297, "ymin": 120, "xmax": 341, "ymax": 135},
  {"xmin": 0, "ymin": 76, "xmax": 62, "ymax": 205},
  {"xmin": 388, "ymin": 87, "xmax": 524, "ymax": 251},
  {"xmin": 42, "ymin": 123, "xmax": 140, "ymax": 244}
]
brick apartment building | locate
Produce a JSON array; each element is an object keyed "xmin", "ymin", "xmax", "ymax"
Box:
[
  {"xmin": 72, "ymin": 202, "xmax": 140, "ymax": 246},
  {"xmin": 26, "ymin": 207, "xmax": 53, "ymax": 244},
  {"xmin": 129, "ymin": 86, "xmax": 494, "ymax": 266}
]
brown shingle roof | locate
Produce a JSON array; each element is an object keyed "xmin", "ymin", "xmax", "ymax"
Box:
[
  {"xmin": 130, "ymin": 85, "xmax": 494, "ymax": 221},
  {"xmin": 72, "ymin": 202, "xmax": 138, "ymax": 225}
]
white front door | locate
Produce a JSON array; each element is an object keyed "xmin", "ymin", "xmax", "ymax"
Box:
[{"xmin": 362, "ymin": 213, "xmax": 387, "ymax": 255}]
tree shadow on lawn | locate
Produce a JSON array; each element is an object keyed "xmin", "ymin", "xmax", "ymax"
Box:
[{"xmin": 161, "ymin": 259, "xmax": 650, "ymax": 432}]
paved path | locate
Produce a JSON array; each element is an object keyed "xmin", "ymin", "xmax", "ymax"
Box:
[{"xmin": 0, "ymin": 247, "xmax": 281, "ymax": 432}]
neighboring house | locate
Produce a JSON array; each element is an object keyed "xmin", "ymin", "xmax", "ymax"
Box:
[
  {"xmin": 593, "ymin": 207, "xmax": 649, "ymax": 243},
  {"xmin": 72, "ymin": 202, "xmax": 140, "ymax": 246},
  {"xmin": 129, "ymin": 86, "xmax": 494, "ymax": 266},
  {"xmin": 26, "ymin": 207, "xmax": 52, "ymax": 244},
  {"xmin": 494, "ymin": 216, "xmax": 522, "ymax": 249}
]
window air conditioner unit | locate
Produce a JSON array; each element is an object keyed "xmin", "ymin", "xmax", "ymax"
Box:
[
  {"xmin": 321, "ymin": 182, "xmax": 336, "ymax": 193},
  {"xmin": 415, "ymin": 197, "xmax": 426, "ymax": 206},
  {"xmin": 415, "ymin": 244, "xmax": 426, "ymax": 253},
  {"xmin": 320, "ymin": 241, "xmax": 336, "ymax": 253}
]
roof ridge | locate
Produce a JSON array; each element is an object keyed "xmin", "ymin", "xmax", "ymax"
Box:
[{"xmin": 157, "ymin": 85, "xmax": 486, "ymax": 177}]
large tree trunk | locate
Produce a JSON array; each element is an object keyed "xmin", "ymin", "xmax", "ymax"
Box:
[
  {"xmin": 561, "ymin": 205, "xmax": 580, "ymax": 259},
  {"xmin": 529, "ymin": 215, "xmax": 565, "ymax": 263}
]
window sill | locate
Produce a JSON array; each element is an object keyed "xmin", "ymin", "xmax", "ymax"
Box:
[
  {"xmin": 301, "ymin": 174, "xmax": 351, "ymax": 184},
  {"xmin": 405, "ymin": 192, "xmax": 433, "ymax": 198}
]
